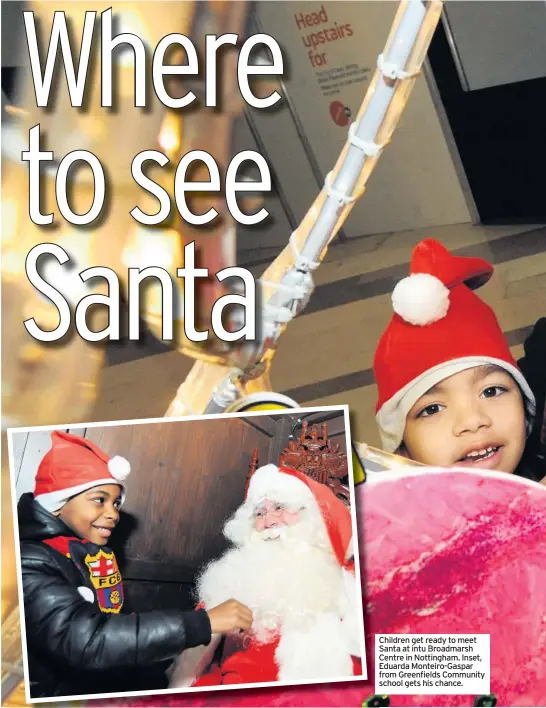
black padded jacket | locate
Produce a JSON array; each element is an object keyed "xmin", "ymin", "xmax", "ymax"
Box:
[{"xmin": 18, "ymin": 493, "xmax": 211, "ymax": 699}]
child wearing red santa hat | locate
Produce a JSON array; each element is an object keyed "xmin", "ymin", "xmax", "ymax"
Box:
[
  {"xmin": 374, "ymin": 238, "xmax": 544, "ymax": 481},
  {"xmin": 17, "ymin": 430, "xmax": 252, "ymax": 699},
  {"xmin": 170, "ymin": 463, "xmax": 362, "ymax": 688}
]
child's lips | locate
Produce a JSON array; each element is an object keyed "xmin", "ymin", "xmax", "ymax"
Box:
[{"xmin": 93, "ymin": 525, "xmax": 113, "ymax": 538}]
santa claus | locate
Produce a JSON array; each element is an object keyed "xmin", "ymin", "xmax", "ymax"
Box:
[{"xmin": 169, "ymin": 464, "xmax": 363, "ymax": 688}]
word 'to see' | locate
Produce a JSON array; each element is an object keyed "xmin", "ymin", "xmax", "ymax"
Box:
[{"xmin": 24, "ymin": 125, "xmax": 271, "ymax": 227}]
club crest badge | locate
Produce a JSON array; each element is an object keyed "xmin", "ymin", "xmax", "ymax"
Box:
[{"xmin": 84, "ymin": 548, "xmax": 124, "ymax": 613}]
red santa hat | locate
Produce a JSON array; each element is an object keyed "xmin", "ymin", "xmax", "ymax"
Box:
[
  {"xmin": 226, "ymin": 463, "xmax": 354, "ymax": 570},
  {"xmin": 34, "ymin": 431, "xmax": 131, "ymax": 513},
  {"xmin": 374, "ymin": 239, "xmax": 536, "ymax": 452}
]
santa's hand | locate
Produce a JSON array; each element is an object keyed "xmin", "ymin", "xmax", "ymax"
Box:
[{"xmin": 207, "ymin": 599, "xmax": 253, "ymax": 635}]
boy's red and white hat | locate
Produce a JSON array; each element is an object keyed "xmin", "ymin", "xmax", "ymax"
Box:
[
  {"xmin": 225, "ymin": 464, "xmax": 354, "ymax": 571},
  {"xmin": 374, "ymin": 239, "xmax": 536, "ymax": 452},
  {"xmin": 34, "ymin": 431, "xmax": 131, "ymax": 513}
]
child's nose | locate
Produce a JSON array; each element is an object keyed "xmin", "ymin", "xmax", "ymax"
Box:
[
  {"xmin": 454, "ymin": 401, "xmax": 492, "ymax": 435},
  {"xmin": 105, "ymin": 505, "xmax": 119, "ymax": 522}
]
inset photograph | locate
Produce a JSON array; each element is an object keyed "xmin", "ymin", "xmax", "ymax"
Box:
[{"xmin": 8, "ymin": 407, "xmax": 366, "ymax": 703}]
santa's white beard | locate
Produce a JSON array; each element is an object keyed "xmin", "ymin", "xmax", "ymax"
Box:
[{"xmin": 197, "ymin": 513, "xmax": 344, "ymax": 640}]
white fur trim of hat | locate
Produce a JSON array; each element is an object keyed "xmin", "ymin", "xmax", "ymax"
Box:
[
  {"xmin": 246, "ymin": 464, "xmax": 315, "ymax": 508},
  {"xmin": 376, "ymin": 356, "xmax": 536, "ymax": 453},
  {"xmin": 35, "ymin": 478, "xmax": 127, "ymax": 514}
]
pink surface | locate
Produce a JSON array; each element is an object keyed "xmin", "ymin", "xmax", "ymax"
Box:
[{"xmin": 96, "ymin": 469, "xmax": 546, "ymax": 707}]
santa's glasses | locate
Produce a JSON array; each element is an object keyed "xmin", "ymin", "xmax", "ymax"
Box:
[
  {"xmin": 254, "ymin": 503, "xmax": 285, "ymax": 520},
  {"xmin": 253, "ymin": 503, "xmax": 305, "ymax": 519}
]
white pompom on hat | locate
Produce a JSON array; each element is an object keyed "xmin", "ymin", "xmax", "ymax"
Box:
[
  {"xmin": 392, "ymin": 273, "xmax": 450, "ymax": 326},
  {"xmin": 107, "ymin": 456, "xmax": 131, "ymax": 482}
]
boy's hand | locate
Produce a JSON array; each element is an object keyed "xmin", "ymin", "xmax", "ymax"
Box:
[{"xmin": 207, "ymin": 599, "xmax": 253, "ymax": 635}]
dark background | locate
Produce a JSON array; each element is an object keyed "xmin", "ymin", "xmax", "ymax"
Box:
[{"xmin": 427, "ymin": 9, "xmax": 546, "ymax": 224}]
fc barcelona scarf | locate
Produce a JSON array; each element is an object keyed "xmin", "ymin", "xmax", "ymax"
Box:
[{"xmin": 43, "ymin": 536, "xmax": 125, "ymax": 614}]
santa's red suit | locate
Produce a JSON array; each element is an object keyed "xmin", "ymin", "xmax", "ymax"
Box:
[{"xmin": 170, "ymin": 464, "xmax": 362, "ymax": 687}]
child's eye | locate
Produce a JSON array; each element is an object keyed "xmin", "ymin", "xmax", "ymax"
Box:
[
  {"xmin": 417, "ymin": 403, "xmax": 445, "ymax": 418},
  {"xmin": 481, "ymin": 385, "xmax": 507, "ymax": 399},
  {"xmin": 114, "ymin": 500, "xmax": 122, "ymax": 509},
  {"xmin": 92, "ymin": 497, "xmax": 105, "ymax": 505}
]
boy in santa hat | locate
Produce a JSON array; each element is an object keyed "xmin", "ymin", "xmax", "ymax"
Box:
[
  {"xmin": 170, "ymin": 463, "xmax": 363, "ymax": 688},
  {"xmin": 374, "ymin": 238, "xmax": 544, "ymax": 480},
  {"xmin": 17, "ymin": 430, "xmax": 253, "ymax": 699}
]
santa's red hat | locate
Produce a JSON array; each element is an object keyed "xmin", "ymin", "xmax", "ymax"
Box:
[
  {"xmin": 226, "ymin": 464, "xmax": 354, "ymax": 570},
  {"xmin": 34, "ymin": 431, "xmax": 131, "ymax": 513},
  {"xmin": 374, "ymin": 239, "xmax": 536, "ymax": 452}
]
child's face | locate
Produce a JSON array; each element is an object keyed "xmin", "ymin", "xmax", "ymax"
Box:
[
  {"xmin": 55, "ymin": 484, "xmax": 122, "ymax": 545},
  {"xmin": 402, "ymin": 365, "xmax": 526, "ymax": 474}
]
